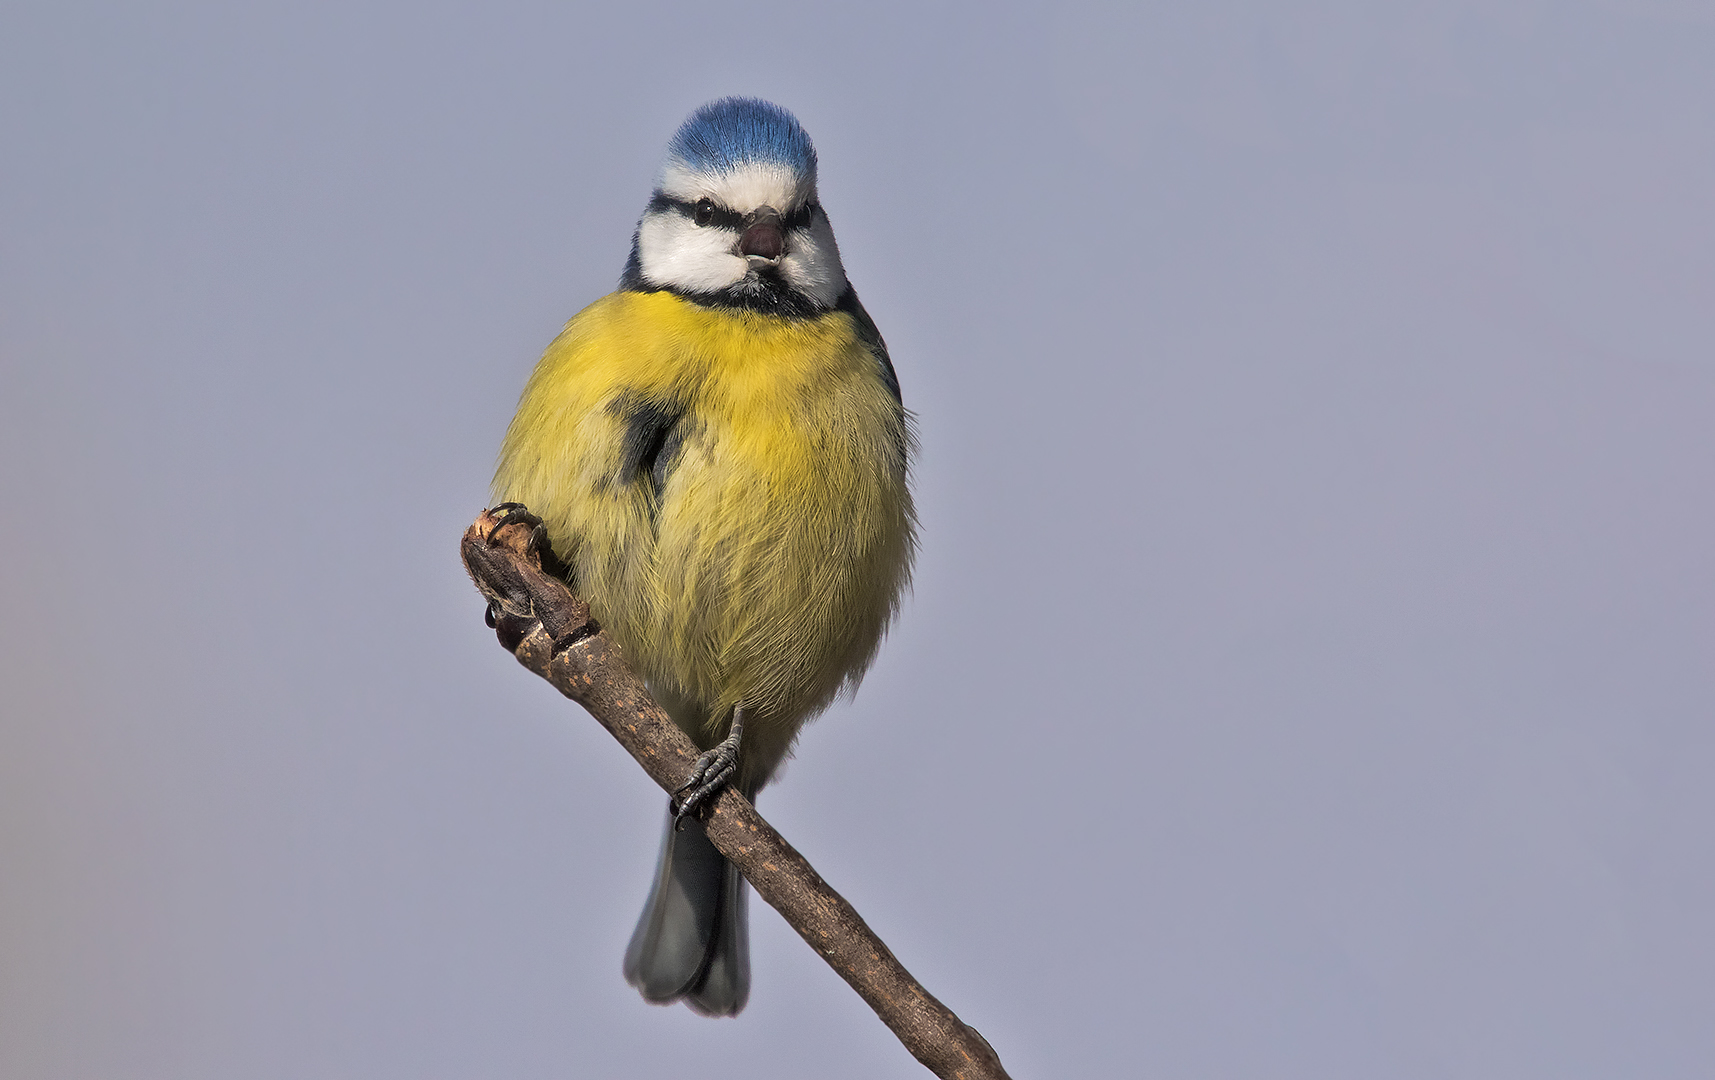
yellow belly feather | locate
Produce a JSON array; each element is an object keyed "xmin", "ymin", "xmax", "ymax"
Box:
[{"xmin": 493, "ymin": 291, "xmax": 914, "ymax": 789}]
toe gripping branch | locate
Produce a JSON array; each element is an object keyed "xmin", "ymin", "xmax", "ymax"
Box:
[{"xmin": 674, "ymin": 706, "xmax": 745, "ymax": 825}]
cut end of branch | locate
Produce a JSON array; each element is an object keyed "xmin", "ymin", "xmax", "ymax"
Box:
[{"xmin": 461, "ymin": 508, "xmax": 593, "ymax": 647}]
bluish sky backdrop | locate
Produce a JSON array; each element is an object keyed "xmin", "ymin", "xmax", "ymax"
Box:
[{"xmin": 3, "ymin": 2, "xmax": 1712, "ymax": 1077}]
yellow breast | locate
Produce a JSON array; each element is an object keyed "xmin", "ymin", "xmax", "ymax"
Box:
[{"xmin": 493, "ymin": 291, "xmax": 914, "ymax": 780}]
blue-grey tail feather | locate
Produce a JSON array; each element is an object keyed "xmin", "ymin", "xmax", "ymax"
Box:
[{"xmin": 623, "ymin": 804, "xmax": 750, "ymax": 1016}]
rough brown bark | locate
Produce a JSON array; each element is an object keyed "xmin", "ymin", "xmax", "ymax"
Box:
[{"xmin": 461, "ymin": 509, "xmax": 1011, "ymax": 1080}]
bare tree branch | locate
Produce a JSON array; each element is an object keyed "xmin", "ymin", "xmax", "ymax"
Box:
[{"xmin": 461, "ymin": 509, "xmax": 1011, "ymax": 1080}]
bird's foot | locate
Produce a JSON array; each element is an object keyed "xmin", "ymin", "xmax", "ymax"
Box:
[{"xmin": 673, "ymin": 708, "xmax": 745, "ymax": 824}]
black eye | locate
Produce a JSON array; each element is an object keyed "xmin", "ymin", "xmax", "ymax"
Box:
[
  {"xmin": 787, "ymin": 201, "xmax": 818, "ymax": 229},
  {"xmin": 693, "ymin": 198, "xmax": 717, "ymax": 226}
]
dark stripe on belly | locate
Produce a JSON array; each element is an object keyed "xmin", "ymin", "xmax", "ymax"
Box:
[{"xmin": 610, "ymin": 395, "xmax": 689, "ymax": 501}]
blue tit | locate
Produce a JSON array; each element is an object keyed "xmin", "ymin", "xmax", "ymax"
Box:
[{"xmin": 491, "ymin": 98, "xmax": 915, "ymax": 1016}]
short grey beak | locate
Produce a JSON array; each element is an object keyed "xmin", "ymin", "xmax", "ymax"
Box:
[{"xmin": 738, "ymin": 207, "xmax": 785, "ymax": 260}]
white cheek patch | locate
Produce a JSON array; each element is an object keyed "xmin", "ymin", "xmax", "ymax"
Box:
[
  {"xmin": 638, "ymin": 212, "xmax": 747, "ymax": 293},
  {"xmin": 641, "ymin": 210, "xmax": 849, "ymax": 307},
  {"xmin": 659, "ymin": 159, "xmax": 814, "ymax": 213},
  {"xmin": 778, "ymin": 214, "xmax": 848, "ymax": 308}
]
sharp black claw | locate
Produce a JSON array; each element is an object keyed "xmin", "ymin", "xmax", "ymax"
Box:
[{"xmin": 671, "ymin": 709, "xmax": 745, "ymax": 825}]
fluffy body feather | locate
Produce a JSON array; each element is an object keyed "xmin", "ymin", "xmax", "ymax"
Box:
[
  {"xmin": 490, "ymin": 97, "xmax": 914, "ymax": 1018},
  {"xmin": 493, "ymin": 290, "xmax": 914, "ymax": 789}
]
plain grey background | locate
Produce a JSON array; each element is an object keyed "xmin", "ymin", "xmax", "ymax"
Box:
[{"xmin": 3, "ymin": 2, "xmax": 1712, "ymax": 1077}]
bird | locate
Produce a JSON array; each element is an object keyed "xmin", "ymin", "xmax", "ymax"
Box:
[{"xmin": 489, "ymin": 98, "xmax": 915, "ymax": 1016}]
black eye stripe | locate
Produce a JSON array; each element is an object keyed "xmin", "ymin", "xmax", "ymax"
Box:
[
  {"xmin": 646, "ymin": 194, "xmax": 744, "ymax": 229},
  {"xmin": 647, "ymin": 193, "xmax": 820, "ymax": 231}
]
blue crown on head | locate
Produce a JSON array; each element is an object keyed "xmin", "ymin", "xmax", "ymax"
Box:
[{"xmin": 665, "ymin": 98, "xmax": 817, "ymax": 179}]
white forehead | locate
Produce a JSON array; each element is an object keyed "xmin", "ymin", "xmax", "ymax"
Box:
[{"xmin": 658, "ymin": 158, "xmax": 816, "ymax": 212}]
